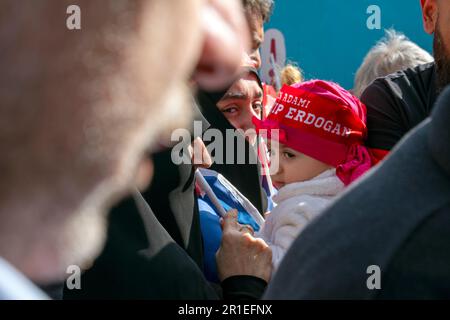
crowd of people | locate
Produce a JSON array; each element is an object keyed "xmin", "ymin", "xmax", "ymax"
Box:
[{"xmin": 1, "ymin": 0, "xmax": 450, "ymax": 300}]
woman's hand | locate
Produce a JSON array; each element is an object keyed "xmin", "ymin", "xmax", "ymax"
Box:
[{"xmin": 188, "ymin": 137, "xmax": 213, "ymax": 170}]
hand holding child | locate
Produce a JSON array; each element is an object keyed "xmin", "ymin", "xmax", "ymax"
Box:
[{"xmin": 216, "ymin": 209, "xmax": 272, "ymax": 283}]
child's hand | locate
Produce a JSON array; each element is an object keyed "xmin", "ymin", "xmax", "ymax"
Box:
[{"xmin": 216, "ymin": 209, "xmax": 272, "ymax": 283}]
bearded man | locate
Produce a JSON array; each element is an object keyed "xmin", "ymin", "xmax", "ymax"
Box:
[{"xmin": 361, "ymin": 0, "xmax": 450, "ymax": 162}]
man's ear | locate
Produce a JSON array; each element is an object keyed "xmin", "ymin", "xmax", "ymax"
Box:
[{"xmin": 421, "ymin": 0, "xmax": 438, "ymax": 34}]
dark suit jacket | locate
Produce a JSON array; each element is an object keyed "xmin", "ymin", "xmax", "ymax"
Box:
[
  {"xmin": 64, "ymin": 192, "xmax": 219, "ymax": 299},
  {"xmin": 264, "ymin": 86, "xmax": 450, "ymax": 299}
]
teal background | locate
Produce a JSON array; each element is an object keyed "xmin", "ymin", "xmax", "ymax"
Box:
[{"xmin": 265, "ymin": 0, "xmax": 432, "ymax": 89}]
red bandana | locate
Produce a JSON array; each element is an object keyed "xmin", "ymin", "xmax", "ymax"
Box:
[{"xmin": 253, "ymin": 80, "xmax": 373, "ymax": 186}]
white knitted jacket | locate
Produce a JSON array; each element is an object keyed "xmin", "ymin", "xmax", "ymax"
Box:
[{"xmin": 257, "ymin": 169, "xmax": 345, "ymax": 273}]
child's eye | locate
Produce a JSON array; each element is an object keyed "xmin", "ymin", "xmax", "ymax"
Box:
[
  {"xmin": 252, "ymin": 102, "xmax": 263, "ymax": 114},
  {"xmin": 283, "ymin": 152, "xmax": 295, "ymax": 159}
]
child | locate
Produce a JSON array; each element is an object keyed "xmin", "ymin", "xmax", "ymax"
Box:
[{"xmin": 253, "ymin": 80, "xmax": 373, "ymax": 272}]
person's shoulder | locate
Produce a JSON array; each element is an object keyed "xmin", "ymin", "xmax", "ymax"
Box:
[
  {"xmin": 264, "ymin": 121, "xmax": 438, "ymax": 299},
  {"xmin": 383, "ymin": 62, "xmax": 435, "ymax": 84},
  {"xmin": 377, "ymin": 203, "xmax": 450, "ymax": 299},
  {"xmin": 364, "ymin": 62, "xmax": 435, "ymax": 95}
]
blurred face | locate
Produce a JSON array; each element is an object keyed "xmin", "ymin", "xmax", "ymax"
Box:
[
  {"xmin": 243, "ymin": 14, "xmax": 264, "ymax": 69},
  {"xmin": 217, "ymin": 73, "xmax": 263, "ymax": 142},
  {"xmin": 0, "ymin": 0, "xmax": 248, "ymax": 283},
  {"xmin": 269, "ymin": 143, "xmax": 333, "ymax": 190},
  {"xmin": 422, "ymin": 0, "xmax": 450, "ymax": 90}
]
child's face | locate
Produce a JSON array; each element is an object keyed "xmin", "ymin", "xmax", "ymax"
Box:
[{"xmin": 268, "ymin": 142, "xmax": 333, "ymax": 189}]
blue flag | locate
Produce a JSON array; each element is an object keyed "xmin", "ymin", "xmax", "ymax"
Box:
[{"xmin": 196, "ymin": 169, "xmax": 264, "ymax": 283}]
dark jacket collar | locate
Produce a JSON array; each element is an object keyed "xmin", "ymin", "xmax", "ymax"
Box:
[{"xmin": 429, "ymin": 85, "xmax": 450, "ymax": 176}]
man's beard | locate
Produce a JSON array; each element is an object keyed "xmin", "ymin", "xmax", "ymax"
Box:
[{"xmin": 434, "ymin": 26, "xmax": 450, "ymax": 92}]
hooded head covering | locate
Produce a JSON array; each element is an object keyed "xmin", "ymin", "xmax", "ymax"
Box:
[{"xmin": 253, "ymin": 80, "xmax": 373, "ymax": 185}]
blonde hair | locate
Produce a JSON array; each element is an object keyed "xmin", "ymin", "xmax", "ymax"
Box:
[{"xmin": 280, "ymin": 64, "xmax": 304, "ymax": 86}]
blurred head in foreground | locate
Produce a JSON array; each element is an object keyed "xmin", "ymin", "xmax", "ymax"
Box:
[{"xmin": 0, "ymin": 0, "xmax": 249, "ymax": 284}]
